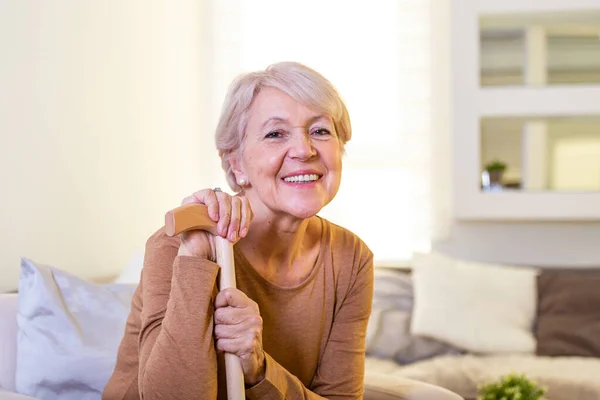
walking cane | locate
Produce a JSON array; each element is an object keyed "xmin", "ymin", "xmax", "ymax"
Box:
[{"xmin": 165, "ymin": 203, "xmax": 245, "ymax": 400}]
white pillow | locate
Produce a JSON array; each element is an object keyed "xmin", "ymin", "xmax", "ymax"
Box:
[
  {"xmin": 16, "ymin": 258, "xmax": 136, "ymax": 400},
  {"xmin": 410, "ymin": 252, "xmax": 539, "ymax": 354}
]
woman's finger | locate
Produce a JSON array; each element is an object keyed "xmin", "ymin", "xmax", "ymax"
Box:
[
  {"xmin": 181, "ymin": 196, "xmax": 195, "ymax": 205},
  {"xmin": 215, "ymin": 191, "xmax": 231, "ymax": 237},
  {"xmin": 216, "ymin": 332, "xmax": 261, "ymax": 355},
  {"xmin": 237, "ymin": 195, "xmax": 253, "ymax": 238},
  {"xmin": 228, "ymin": 196, "xmax": 242, "ymax": 242},
  {"xmin": 194, "ymin": 189, "xmax": 220, "ymax": 222},
  {"xmin": 181, "ymin": 189, "xmax": 219, "ymax": 222},
  {"xmin": 215, "ymin": 337, "xmax": 245, "ymax": 355},
  {"xmin": 214, "ymin": 306, "xmax": 247, "ymax": 326},
  {"xmin": 214, "ymin": 318, "xmax": 259, "ymax": 340},
  {"xmin": 214, "ymin": 307, "xmax": 262, "ymax": 330},
  {"xmin": 214, "ymin": 321, "xmax": 240, "ymax": 340},
  {"xmin": 215, "ymin": 288, "xmax": 256, "ymax": 310}
]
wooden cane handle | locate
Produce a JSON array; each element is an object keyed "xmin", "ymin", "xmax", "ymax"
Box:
[
  {"xmin": 164, "ymin": 203, "xmax": 219, "ymax": 237},
  {"xmin": 164, "ymin": 204, "xmax": 245, "ymax": 400}
]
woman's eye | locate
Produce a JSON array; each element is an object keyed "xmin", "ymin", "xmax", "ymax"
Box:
[
  {"xmin": 265, "ymin": 130, "xmax": 283, "ymax": 139},
  {"xmin": 313, "ymin": 128, "xmax": 331, "ymax": 136}
]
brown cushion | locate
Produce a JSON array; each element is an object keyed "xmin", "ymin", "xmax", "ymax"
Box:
[{"xmin": 536, "ymin": 269, "xmax": 600, "ymax": 357}]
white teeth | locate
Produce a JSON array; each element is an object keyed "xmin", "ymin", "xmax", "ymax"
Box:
[{"xmin": 283, "ymin": 174, "xmax": 320, "ymax": 183}]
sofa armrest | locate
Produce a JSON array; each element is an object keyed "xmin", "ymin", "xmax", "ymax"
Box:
[
  {"xmin": 365, "ymin": 373, "xmax": 464, "ymax": 400},
  {"xmin": 0, "ymin": 294, "xmax": 18, "ymax": 392},
  {"xmin": 0, "ymin": 389, "xmax": 37, "ymax": 400}
]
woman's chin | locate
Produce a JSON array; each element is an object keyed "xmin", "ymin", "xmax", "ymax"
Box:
[
  {"xmin": 292, "ymin": 210, "xmax": 319, "ymax": 220},
  {"xmin": 284, "ymin": 201, "xmax": 325, "ymax": 220}
]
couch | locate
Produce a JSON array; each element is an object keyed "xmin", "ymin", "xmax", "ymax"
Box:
[
  {"xmin": 5, "ymin": 250, "xmax": 599, "ymax": 400},
  {"xmin": 364, "ymin": 253, "xmax": 600, "ymax": 400},
  {"xmin": 0, "ymin": 259, "xmax": 463, "ymax": 400}
]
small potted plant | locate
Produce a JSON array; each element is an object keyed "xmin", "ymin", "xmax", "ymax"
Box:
[
  {"xmin": 478, "ymin": 373, "xmax": 548, "ymax": 400},
  {"xmin": 484, "ymin": 159, "xmax": 507, "ymax": 187}
]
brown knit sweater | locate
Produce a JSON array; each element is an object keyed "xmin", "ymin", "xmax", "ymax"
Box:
[{"xmin": 102, "ymin": 217, "xmax": 374, "ymax": 400}]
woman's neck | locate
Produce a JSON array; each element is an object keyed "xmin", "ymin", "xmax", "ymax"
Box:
[
  {"xmin": 236, "ymin": 210, "xmax": 322, "ymax": 286},
  {"xmin": 239, "ymin": 211, "xmax": 310, "ymax": 266}
]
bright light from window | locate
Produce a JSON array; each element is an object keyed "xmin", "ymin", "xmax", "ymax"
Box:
[{"xmin": 207, "ymin": 0, "xmax": 433, "ymax": 264}]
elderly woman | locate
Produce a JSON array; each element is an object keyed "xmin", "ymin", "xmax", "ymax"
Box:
[{"xmin": 103, "ymin": 61, "xmax": 374, "ymax": 400}]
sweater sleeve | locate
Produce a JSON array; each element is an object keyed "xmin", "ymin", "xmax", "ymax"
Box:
[
  {"xmin": 137, "ymin": 230, "xmax": 221, "ymax": 400},
  {"xmin": 245, "ymin": 250, "xmax": 375, "ymax": 400}
]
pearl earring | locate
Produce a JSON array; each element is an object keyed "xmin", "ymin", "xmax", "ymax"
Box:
[{"xmin": 238, "ymin": 178, "xmax": 247, "ymax": 186}]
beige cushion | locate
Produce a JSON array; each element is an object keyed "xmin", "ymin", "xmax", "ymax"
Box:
[{"xmin": 364, "ymin": 371, "xmax": 463, "ymax": 400}]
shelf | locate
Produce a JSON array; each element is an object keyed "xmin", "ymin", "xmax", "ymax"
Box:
[
  {"xmin": 452, "ymin": 0, "xmax": 600, "ymax": 221},
  {"xmin": 455, "ymin": 191, "xmax": 600, "ymax": 221},
  {"xmin": 479, "ymin": 86, "xmax": 600, "ymax": 117},
  {"xmin": 478, "ymin": 0, "xmax": 600, "ymax": 15}
]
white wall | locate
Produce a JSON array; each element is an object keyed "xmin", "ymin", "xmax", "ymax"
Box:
[
  {"xmin": 433, "ymin": 221, "xmax": 600, "ymax": 267},
  {"xmin": 0, "ymin": 1, "xmax": 220, "ymax": 292}
]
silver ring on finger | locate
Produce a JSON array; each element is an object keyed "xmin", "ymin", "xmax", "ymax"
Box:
[{"xmin": 212, "ymin": 187, "xmax": 222, "ymax": 193}]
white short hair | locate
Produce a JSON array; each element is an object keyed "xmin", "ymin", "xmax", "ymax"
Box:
[{"xmin": 215, "ymin": 61, "xmax": 352, "ymax": 192}]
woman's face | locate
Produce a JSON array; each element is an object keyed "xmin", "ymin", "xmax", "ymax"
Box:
[{"xmin": 236, "ymin": 87, "xmax": 342, "ymax": 220}]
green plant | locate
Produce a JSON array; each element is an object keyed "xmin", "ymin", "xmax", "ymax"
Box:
[
  {"xmin": 478, "ymin": 373, "xmax": 547, "ymax": 400},
  {"xmin": 484, "ymin": 159, "xmax": 507, "ymax": 173}
]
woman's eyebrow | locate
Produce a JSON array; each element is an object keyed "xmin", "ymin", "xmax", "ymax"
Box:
[
  {"xmin": 307, "ymin": 115, "xmax": 330, "ymax": 124},
  {"xmin": 261, "ymin": 116, "xmax": 287, "ymax": 129},
  {"xmin": 261, "ymin": 115, "xmax": 329, "ymax": 129}
]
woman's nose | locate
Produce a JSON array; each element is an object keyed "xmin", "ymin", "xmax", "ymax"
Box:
[{"xmin": 288, "ymin": 132, "xmax": 316, "ymax": 160}]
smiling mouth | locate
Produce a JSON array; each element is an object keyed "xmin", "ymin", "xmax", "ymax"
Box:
[{"xmin": 282, "ymin": 174, "xmax": 322, "ymax": 183}]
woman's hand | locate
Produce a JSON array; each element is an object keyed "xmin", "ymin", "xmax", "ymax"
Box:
[
  {"xmin": 214, "ymin": 288, "xmax": 266, "ymax": 386},
  {"xmin": 177, "ymin": 188, "xmax": 253, "ymax": 260}
]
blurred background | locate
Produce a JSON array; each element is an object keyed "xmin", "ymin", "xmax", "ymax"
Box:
[
  {"xmin": 0, "ymin": 0, "xmax": 443, "ymax": 289},
  {"xmin": 1, "ymin": 0, "xmax": 599, "ymax": 291}
]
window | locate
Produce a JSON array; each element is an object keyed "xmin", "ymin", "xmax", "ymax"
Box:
[{"xmin": 205, "ymin": 0, "xmax": 435, "ymax": 264}]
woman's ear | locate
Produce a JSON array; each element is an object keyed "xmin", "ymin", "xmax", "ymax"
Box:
[{"xmin": 230, "ymin": 152, "xmax": 249, "ymax": 187}]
